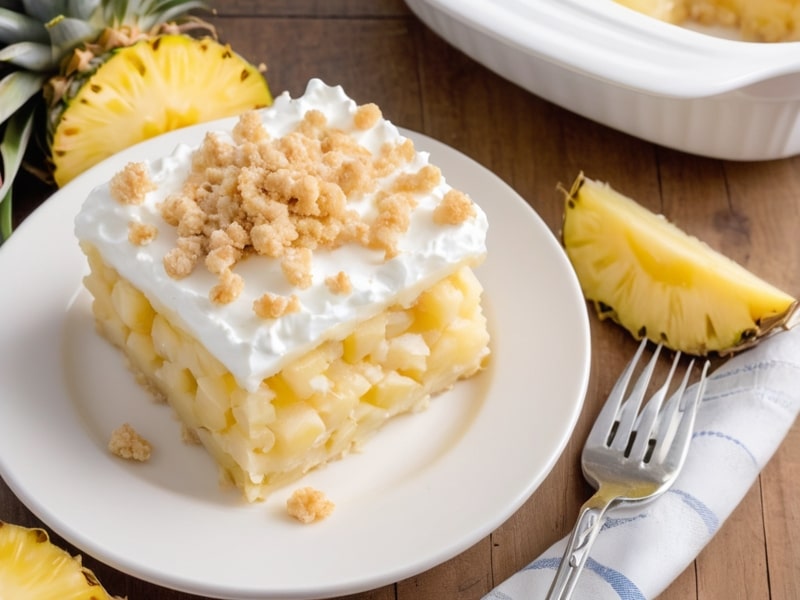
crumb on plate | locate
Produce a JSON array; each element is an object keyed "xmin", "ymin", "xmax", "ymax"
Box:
[
  {"xmin": 286, "ymin": 486, "xmax": 335, "ymax": 523},
  {"xmin": 108, "ymin": 423, "xmax": 152, "ymax": 462}
]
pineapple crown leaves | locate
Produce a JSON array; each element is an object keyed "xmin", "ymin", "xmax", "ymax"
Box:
[{"xmin": 0, "ymin": 0, "xmax": 212, "ymax": 244}]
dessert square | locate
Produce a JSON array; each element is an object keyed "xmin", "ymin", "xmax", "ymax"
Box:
[{"xmin": 75, "ymin": 79, "xmax": 490, "ymax": 502}]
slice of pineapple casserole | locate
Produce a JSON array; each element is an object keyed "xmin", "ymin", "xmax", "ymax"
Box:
[{"xmin": 74, "ymin": 79, "xmax": 490, "ymax": 502}]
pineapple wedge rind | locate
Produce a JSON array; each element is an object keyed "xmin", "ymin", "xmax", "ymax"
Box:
[
  {"xmin": 561, "ymin": 172, "xmax": 798, "ymax": 356},
  {"xmin": 0, "ymin": 521, "xmax": 118, "ymax": 600}
]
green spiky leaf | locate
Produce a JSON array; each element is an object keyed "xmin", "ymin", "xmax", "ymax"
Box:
[
  {"xmin": 45, "ymin": 15, "xmax": 98, "ymax": 57},
  {"xmin": 0, "ymin": 70, "xmax": 46, "ymax": 124},
  {"xmin": 0, "ymin": 41, "xmax": 56, "ymax": 71},
  {"xmin": 0, "ymin": 186, "xmax": 11, "ymax": 243},
  {"xmin": 66, "ymin": 0, "xmax": 101, "ymax": 21},
  {"xmin": 20, "ymin": 0, "xmax": 67, "ymax": 22},
  {"xmin": 141, "ymin": 0, "xmax": 208, "ymax": 27},
  {"xmin": 0, "ymin": 6, "xmax": 48, "ymax": 44},
  {"xmin": 0, "ymin": 105, "xmax": 34, "ymax": 243}
]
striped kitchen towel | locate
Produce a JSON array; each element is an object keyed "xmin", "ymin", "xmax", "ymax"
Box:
[{"xmin": 484, "ymin": 325, "xmax": 800, "ymax": 600}]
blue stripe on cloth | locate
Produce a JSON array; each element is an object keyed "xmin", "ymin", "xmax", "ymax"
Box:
[
  {"xmin": 520, "ymin": 556, "xmax": 645, "ymax": 599},
  {"xmin": 703, "ymin": 359, "xmax": 800, "ymax": 413},
  {"xmin": 692, "ymin": 429, "xmax": 758, "ymax": 466},
  {"xmin": 669, "ymin": 488, "xmax": 719, "ymax": 535},
  {"xmin": 586, "ymin": 557, "xmax": 646, "ymax": 600},
  {"xmin": 707, "ymin": 359, "xmax": 800, "ymax": 384},
  {"xmin": 602, "ymin": 514, "xmax": 646, "ymax": 531}
]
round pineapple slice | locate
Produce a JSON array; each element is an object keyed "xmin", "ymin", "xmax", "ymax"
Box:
[
  {"xmin": 0, "ymin": 521, "xmax": 116, "ymax": 599},
  {"xmin": 562, "ymin": 173, "xmax": 798, "ymax": 356},
  {"xmin": 50, "ymin": 35, "xmax": 273, "ymax": 186}
]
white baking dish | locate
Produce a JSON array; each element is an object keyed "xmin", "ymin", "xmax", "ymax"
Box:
[{"xmin": 404, "ymin": 0, "xmax": 800, "ymax": 160}]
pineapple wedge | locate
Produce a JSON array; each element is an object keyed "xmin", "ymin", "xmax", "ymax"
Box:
[
  {"xmin": 51, "ymin": 35, "xmax": 272, "ymax": 186},
  {"xmin": 0, "ymin": 521, "xmax": 119, "ymax": 600},
  {"xmin": 561, "ymin": 173, "xmax": 798, "ymax": 356}
]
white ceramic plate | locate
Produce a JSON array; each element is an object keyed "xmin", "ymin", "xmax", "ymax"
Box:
[{"xmin": 0, "ymin": 122, "xmax": 590, "ymax": 599}]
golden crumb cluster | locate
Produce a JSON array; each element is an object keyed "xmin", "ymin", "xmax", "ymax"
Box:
[
  {"xmin": 108, "ymin": 423, "xmax": 152, "ymax": 461},
  {"xmin": 128, "ymin": 221, "xmax": 158, "ymax": 245},
  {"xmin": 110, "ymin": 162, "xmax": 156, "ymax": 205},
  {"xmin": 286, "ymin": 487, "xmax": 335, "ymax": 523},
  {"xmin": 113, "ymin": 106, "xmax": 478, "ymax": 318}
]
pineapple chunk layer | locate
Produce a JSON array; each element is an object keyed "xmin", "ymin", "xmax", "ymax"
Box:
[{"xmin": 81, "ymin": 242, "xmax": 490, "ymax": 501}]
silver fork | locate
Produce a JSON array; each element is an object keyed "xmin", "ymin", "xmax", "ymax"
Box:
[{"xmin": 546, "ymin": 339, "xmax": 710, "ymax": 600}]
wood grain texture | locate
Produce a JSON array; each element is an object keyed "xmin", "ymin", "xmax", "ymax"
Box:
[{"xmin": 4, "ymin": 3, "xmax": 800, "ymax": 599}]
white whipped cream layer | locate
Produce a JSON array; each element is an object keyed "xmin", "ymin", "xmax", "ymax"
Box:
[{"xmin": 75, "ymin": 79, "xmax": 488, "ymax": 391}]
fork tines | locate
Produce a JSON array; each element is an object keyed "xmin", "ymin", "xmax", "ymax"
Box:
[{"xmin": 595, "ymin": 339, "xmax": 707, "ymax": 464}]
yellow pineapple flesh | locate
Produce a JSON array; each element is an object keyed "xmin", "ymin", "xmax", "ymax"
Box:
[
  {"xmin": 561, "ymin": 173, "xmax": 798, "ymax": 356},
  {"xmin": 50, "ymin": 35, "xmax": 272, "ymax": 186},
  {"xmin": 0, "ymin": 521, "xmax": 117, "ymax": 600}
]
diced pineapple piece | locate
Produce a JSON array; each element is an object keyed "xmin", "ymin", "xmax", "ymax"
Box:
[
  {"xmin": 194, "ymin": 343, "xmax": 228, "ymax": 378},
  {"xmin": 151, "ymin": 314, "xmax": 182, "ymax": 362},
  {"xmin": 97, "ymin": 311, "xmax": 128, "ymax": 349},
  {"xmin": 385, "ymin": 309, "xmax": 413, "ymax": 337},
  {"xmin": 452, "ymin": 266, "xmax": 485, "ymax": 318},
  {"xmin": 343, "ymin": 312, "xmax": 387, "ymax": 362},
  {"xmin": 265, "ymin": 374, "xmax": 300, "ymax": 406},
  {"xmin": 83, "ymin": 273, "xmax": 115, "ymax": 321},
  {"xmin": 231, "ymin": 387, "xmax": 277, "ymax": 436},
  {"xmin": 157, "ymin": 362, "xmax": 199, "ymax": 426},
  {"xmin": 177, "ymin": 340, "xmax": 227, "ymax": 379},
  {"xmin": 281, "ymin": 341, "xmax": 342, "ymax": 400},
  {"xmin": 111, "ymin": 278, "xmax": 154, "ymax": 333},
  {"xmin": 271, "ymin": 402, "xmax": 326, "ymax": 456},
  {"xmin": 307, "ymin": 361, "xmax": 370, "ymax": 428},
  {"xmin": 363, "ymin": 371, "xmax": 422, "ymax": 412},
  {"xmin": 215, "ymin": 426, "xmax": 276, "ymax": 473},
  {"xmin": 384, "ymin": 333, "xmax": 430, "ymax": 377},
  {"xmin": 195, "ymin": 374, "xmax": 235, "ymax": 431},
  {"xmin": 411, "ymin": 277, "xmax": 463, "ymax": 332},
  {"xmin": 126, "ymin": 330, "xmax": 161, "ymax": 375},
  {"xmin": 428, "ymin": 317, "xmax": 489, "ymax": 376}
]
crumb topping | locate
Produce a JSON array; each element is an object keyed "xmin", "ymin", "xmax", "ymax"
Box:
[
  {"xmin": 110, "ymin": 162, "xmax": 156, "ymax": 205},
  {"xmin": 113, "ymin": 105, "xmax": 478, "ymax": 316},
  {"xmin": 354, "ymin": 103, "xmax": 381, "ymax": 130},
  {"xmin": 128, "ymin": 221, "xmax": 158, "ymax": 245},
  {"xmin": 433, "ymin": 189, "xmax": 476, "ymax": 225},
  {"xmin": 108, "ymin": 423, "xmax": 152, "ymax": 461},
  {"xmin": 253, "ymin": 292, "xmax": 301, "ymax": 319},
  {"xmin": 325, "ymin": 271, "xmax": 352, "ymax": 295},
  {"xmin": 281, "ymin": 247, "xmax": 313, "ymax": 289},
  {"xmin": 286, "ymin": 486, "xmax": 335, "ymax": 523}
]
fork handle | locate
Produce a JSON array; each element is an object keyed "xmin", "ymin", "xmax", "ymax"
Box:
[{"xmin": 545, "ymin": 490, "xmax": 618, "ymax": 600}]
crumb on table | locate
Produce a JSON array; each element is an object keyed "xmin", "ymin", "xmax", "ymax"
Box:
[
  {"xmin": 286, "ymin": 486, "xmax": 335, "ymax": 523},
  {"xmin": 108, "ymin": 423, "xmax": 152, "ymax": 461}
]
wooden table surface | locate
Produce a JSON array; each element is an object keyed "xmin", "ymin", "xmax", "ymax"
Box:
[{"xmin": 3, "ymin": 2, "xmax": 800, "ymax": 599}]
